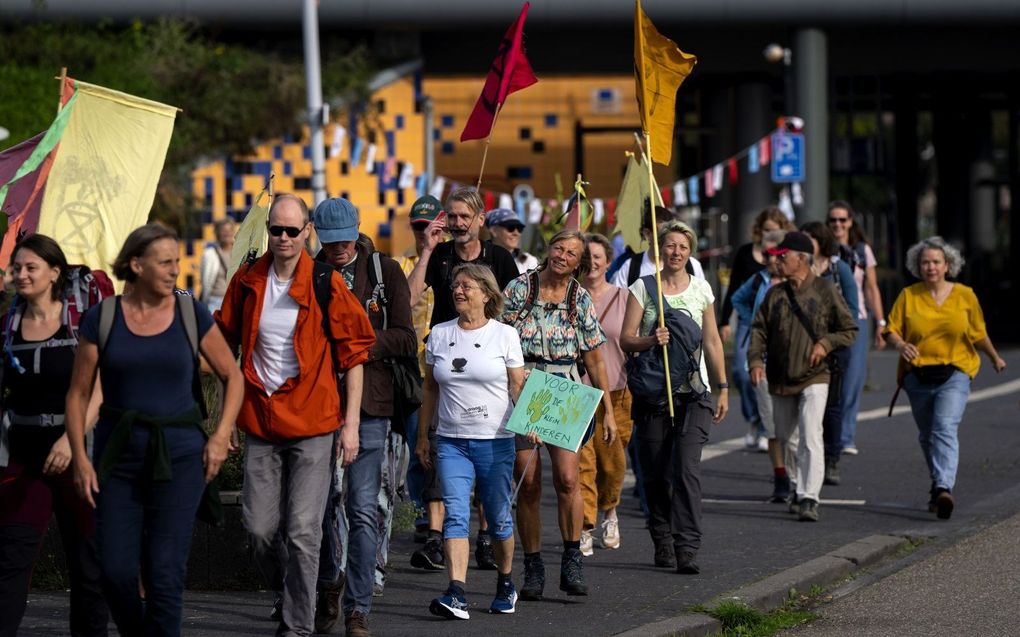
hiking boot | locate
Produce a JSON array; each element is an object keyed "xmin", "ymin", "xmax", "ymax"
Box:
[
  {"xmin": 675, "ymin": 550, "xmax": 700, "ymax": 575},
  {"xmin": 579, "ymin": 529, "xmax": 594, "ymax": 556},
  {"xmin": 600, "ymin": 518, "xmax": 621, "ymax": 550},
  {"xmin": 771, "ymin": 475, "xmax": 792, "ymax": 503},
  {"xmin": 475, "ymin": 534, "xmax": 498, "ymax": 570},
  {"xmin": 413, "ymin": 523, "xmax": 429, "ymax": 544},
  {"xmin": 430, "ymin": 589, "xmax": 470, "ymax": 620},
  {"xmin": 824, "ymin": 459, "xmax": 841, "ymax": 486},
  {"xmin": 314, "ymin": 577, "xmax": 344, "ymax": 633},
  {"xmin": 653, "ymin": 540, "xmax": 676, "ymax": 568},
  {"xmin": 520, "ymin": 554, "xmax": 545, "ymax": 601},
  {"xmin": 344, "ymin": 610, "xmax": 372, "ymax": 637},
  {"xmin": 411, "ymin": 536, "xmax": 445, "ymax": 571},
  {"xmin": 559, "ymin": 548, "xmax": 588, "ymax": 596},
  {"xmin": 489, "ymin": 578, "xmax": 518, "ymax": 614},
  {"xmin": 934, "ymin": 488, "xmax": 954, "ymax": 520},
  {"xmin": 798, "ymin": 499, "xmax": 820, "ymax": 522}
]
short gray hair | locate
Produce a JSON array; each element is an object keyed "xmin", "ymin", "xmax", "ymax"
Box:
[
  {"xmin": 905, "ymin": 236, "xmax": 964, "ymax": 279},
  {"xmin": 451, "ymin": 263, "xmax": 504, "ymax": 319}
]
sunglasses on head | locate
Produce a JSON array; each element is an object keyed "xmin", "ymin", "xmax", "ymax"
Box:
[{"xmin": 268, "ymin": 223, "xmax": 306, "ymax": 238}]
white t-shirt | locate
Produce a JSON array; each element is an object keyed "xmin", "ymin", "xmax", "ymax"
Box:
[
  {"xmin": 253, "ymin": 267, "xmax": 300, "ymax": 395},
  {"xmin": 610, "ymin": 249, "xmax": 705, "ymax": 288},
  {"xmin": 629, "ymin": 275, "xmax": 715, "ymax": 393},
  {"xmin": 514, "ymin": 251, "xmax": 540, "ymax": 274},
  {"xmin": 426, "ymin": 319, "xmax": 525, "ymax": 439},
  {"xmin": 849, "ymin": 243, "xmax": 877, "ymax": 320}
]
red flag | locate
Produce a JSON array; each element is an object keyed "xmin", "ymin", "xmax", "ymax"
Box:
[
  {"xmin": 460, "ymin": 2, "xmax": 539, "ymax": 142},
  {"xmin": 727, "ymin": 158, "xmax": 739, "ymax": 184}
]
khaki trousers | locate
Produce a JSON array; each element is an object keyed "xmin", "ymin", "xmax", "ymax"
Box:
[{"xmin": 579, "ymin": 388, "xmax": 634, "ymax": 527}]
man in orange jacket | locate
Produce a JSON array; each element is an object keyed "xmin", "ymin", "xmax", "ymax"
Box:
[{"xmin": 215, "ymin": 193, "xmax": 375, "ymax": 637}]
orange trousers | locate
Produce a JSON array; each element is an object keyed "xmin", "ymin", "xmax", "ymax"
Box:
[{"xmin": 579, "ymin": 388, "xmax": 634, "ymax": 528}]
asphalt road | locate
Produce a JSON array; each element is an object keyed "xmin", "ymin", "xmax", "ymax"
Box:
[{"xmin": 20, "ymin": 349, "xmax": 1020, "ymax": 636}]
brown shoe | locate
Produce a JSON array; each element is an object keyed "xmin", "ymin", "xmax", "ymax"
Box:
[
  {"xmin": 345, "ymin": 610, "xmax": 372, "ymax": 637},
  {"xmin": 935, "ymin": 489, "xmax": 954, "ymax": 520},
  {"xmin": 315, "ymin": 576, "xmax": 344, "ymax": 633}
]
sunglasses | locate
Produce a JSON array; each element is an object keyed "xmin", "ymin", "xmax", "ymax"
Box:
[
  {"xmin": 268, "ymin": 223, "xmax": 307, "ymax": 238},
  {"xmin": 827, "ymin": 217, "xmax": 850, "ymax": 224},
  {"xmin": 503, "ymin": 225, "xmax": 525, "ymax": 233}
]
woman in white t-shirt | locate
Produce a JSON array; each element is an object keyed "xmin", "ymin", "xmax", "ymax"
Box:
[
  {"xmin": 415, "ymin": 264, "xmax": 526, "ymax": 620},
  {"xmin": 620, "ymin": 220, "xmax": 728, "ymax": 576},
  {"xmin": 827, "ymin": 201, "xmax": 886, "ymax": 455}
]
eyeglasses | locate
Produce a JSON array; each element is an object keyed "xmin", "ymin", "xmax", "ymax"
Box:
[
  {"xmin": 451, "ymin": 283, "xmax": 480, "ymax": 292},
  {"xmin": 268, "ymin": 223, "xmax": 307, "ymax": 238},
  {"xmin": 504, "ymin": 225, "xmax": 524, "ymax": 233},
  {"xmin": 827, "ymin": 217, "xmax": 850, "ymax": 224}
]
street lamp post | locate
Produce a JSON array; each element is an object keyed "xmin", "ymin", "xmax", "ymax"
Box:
[{"xmin": 763, "ymin": 43, "xmax": 794, "ymax": 119}]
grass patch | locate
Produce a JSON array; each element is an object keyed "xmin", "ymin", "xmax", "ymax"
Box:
[{"xmin": 693, "ymin": 601, "xmax": 816, "ymax": 637}]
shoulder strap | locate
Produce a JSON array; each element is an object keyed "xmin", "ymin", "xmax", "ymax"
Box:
[
  {"xmin": 783, "ymin": 282, "xmax": 819, "ymax": 342},
  {"xmin": 566, "ymin": 278, "xmax": 579, "ymax": 322},
  {"xmin": 627, "ymin": 254, "xmax": 643, "ymax": 287},
  {"xmin": 311, "ymin": 261, "xmax": 334, "ymax": 337},
  {"xmin": 369, "ymin": 251, "xmax": 389, "ymax": 330},
  {"xmin": 97, "ymin": 297, "xmax": 117, "ymax": 356},
  {"xmin": 177, "ymin": 295, "xmax": 200, "ymax": 360}
]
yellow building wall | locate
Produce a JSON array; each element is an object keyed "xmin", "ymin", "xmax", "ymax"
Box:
[
  {"xmin": 182, "ymin": 76, "xmax": 425, "ymax": 296},
  {"xmin": 424, "ymin": 75, "xmax": 675, "ymax": 200}
]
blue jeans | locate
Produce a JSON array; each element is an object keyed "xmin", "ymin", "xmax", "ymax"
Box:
[
  {"xmin": 904, "ymin": 369, "xmax": 970, "ymax": 491},
  {"xmin": 403, "ymin": 410, "xmax": 426, "ymax": 527},
  {"xmin": 733, "ymin": 320, "xmax": 762, "ymax": 431},
  {"xmin": 94, "ymin": 426, "xmax": 205, "ymax": 637},
  {"xmin": 342, "ymin": 417, "xmax": 388, "ymax": 616},
  {"xmin": 840, "ymin": 316, "xmax": 870, "ymax": 449},
  {"xmin": 437, "ymin": 436, "xmax": 515, "ymax": 541}
]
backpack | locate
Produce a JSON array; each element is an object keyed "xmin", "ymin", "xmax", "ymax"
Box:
[
  {"xmin": 511, "ymin": 270, "xmax": 580, "ymax": 327},
  {"xmin": 837, "ymin": 242, "xmax": 868, "ymax": 274},
  {"xmin": 625, "ymin": 275, "xmax": 706, "ymax": 407},
  {"xmin": 95, "ymin": 294, "xmax": 209, "ymax": 419},
  {"xmin": 2, "ymin": 265, "xmax": 113, "ymax": 383},
  {"xmin": 364, "ymin": 252, "xmax": 422, "ymax": 436}
]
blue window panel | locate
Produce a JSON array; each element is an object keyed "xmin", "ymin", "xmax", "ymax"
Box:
[
  {"xmin": 441, "ymin": 141, "xmax": 455, "ymax": 155},
  {"xmin": 232, "ymin": 176, "xmax": 243, "ymax": 191},
  {"xmin": 507, "ymin": 166, "xmax": 532, "ymax": 179},
  {"xmin": 283, "ymin": 161, "xmax": 292, "ymax": 176},
  {"xmin": 253, "ymin": 161, "xmax": 272, "ymax": 179},
  {"xmin": 433, "ymin": 129, "xmax": 441, "ymax": 141},
  {"xmin": 341, "ymin": 191, "xmax": 349, "ymax": 200},
  {"xmin": 377, "ymin": 222, "xmax": 392, "ymax": 239},
  {"xmin": 441, "ymin": 115, "xmax": 454, "ymax": 128},
  {"xmin": 283, "ymin": 133, "xmax": 294, "ymax": 144},
  {"xmin": 544, "ymin": 114, "xmax": 558, "ymax": 127},
  {"xmin": 273, "ymin": 145, "xmax": 283, "ymax": 159},
  {"xmin": 377, "ymin": 167, "xmax": 388, "ymax": 194},
  {"xmin": 204, "ymin": 177, "xmax": 213, "ymax": 198},
  {"xmin": 385, "ymin": 131, "xmax": 395, "ymax": 157},
  {"xmin": 185, "ymin": 241, "xmax": 194, "ymax": 257},
  {"xmin": 340, "ymin": 161, "xmax": 348, "ymax": 176},
  {"xmin": 245, "ymin": 193, "xmax": 253, "ymax": 207},
  {"xmin": 396, "ymin": 188, "xmax": 405, "ymax": 206},
  {"xmin": 235, "ymin": 208, "xmax": 248, "ymax": 222},
  {"xmin": 395, "ymin": 115, "xmax": 405, "ymax": 130},
  {"xmin": 302, "ymin": 145, "xmax": 311, "ymax": 160},
  {"xmin": 185, "ymin": 274, "xmax": 195, "ymax": 291},
  {"xmin": 413, "ymin": 71, "xmax": 423, "ymax": 103},
  {"xmin": 387, "ymin": 207, "xmax": 395, "ymax": 221},
  {"xmin": 201, "ymin": 209, "xmax": 213, "ymax": 225},
  {"xmin": 598, "ymin": 88, "xmax": 614, "ymax": 101}
]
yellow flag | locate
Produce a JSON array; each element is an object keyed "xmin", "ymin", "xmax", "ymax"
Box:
[
  {"xmin": 613, "ymin": 153, "xmax": 664, "ymax": 251},
  {"xmin": 634, "ymin": 0, "xmax": 697, "ymax": 165},
  {"xmin": 228, "ymin": 188, "xmax": 270, "ymax": 282},
  {"xmin": 37, "ymin": 81, "xmax": 176, "ymax": 280}
]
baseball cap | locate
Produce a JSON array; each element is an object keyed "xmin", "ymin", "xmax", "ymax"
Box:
[
  {"xmin": 409, "ymin": 195, "xmax": 443, "ymax": 225},
  {"xmin": 766, "ymin": 231, "xmax": 814, "ymax": 256},
  {"xmin": 485, "ymin": 208, "xmax": 524, "ymax": 230},
  {"xmin": 312, "ymin": 198, "xmax": 360, "ymax": 244}
]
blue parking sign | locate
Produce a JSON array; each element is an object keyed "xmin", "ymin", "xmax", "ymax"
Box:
[{"xmin": 771, "ymin": 132, "xmax": 805, "ymax": 183}]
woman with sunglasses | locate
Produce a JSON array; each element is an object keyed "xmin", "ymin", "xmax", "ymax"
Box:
[
  {"xmin": 485, "ymin": 208, "xmax": 539, "ymax": 274},
  {"xmin": 827, "ymin": 201, "xmax": 886, "ymax": 456},
  {"xmin": 502, "ymin": 229, "xmax": 617, "ymax": 601}
]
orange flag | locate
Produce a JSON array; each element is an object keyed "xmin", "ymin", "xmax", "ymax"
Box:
[{"xmin": 634, "ymin": 0, "xmax": 697, "ymax": 165}]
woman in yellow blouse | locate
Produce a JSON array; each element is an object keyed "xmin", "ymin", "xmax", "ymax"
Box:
[{"xmin": 883, "ymin": 236, "xmax": 1005, "ymax": 520}]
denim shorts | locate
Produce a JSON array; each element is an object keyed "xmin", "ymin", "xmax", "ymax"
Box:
[{"xmin": 436, "ymin": 436, "xmax": 516, "ymax": 540}]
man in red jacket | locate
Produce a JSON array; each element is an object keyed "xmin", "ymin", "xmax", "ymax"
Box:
[{"xmin": 215, "ymin": 193, "xmax": 375, "ymax": 637}]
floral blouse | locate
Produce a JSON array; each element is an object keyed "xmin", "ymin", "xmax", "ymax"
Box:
[{"xmin": 501, "ymin": 273, "xmax": 606, "ymax": 363}]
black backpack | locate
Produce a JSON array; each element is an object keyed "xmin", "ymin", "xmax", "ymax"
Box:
[{"xmin": 625, "ymin": 275, "xmax": 706, "ymax": 406}]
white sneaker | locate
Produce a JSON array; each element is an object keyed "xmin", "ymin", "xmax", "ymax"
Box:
[
  {"xmin": 600, "ymin": 518, "xmax": 620, "ymax": 550},
  {"xmin": 743, "ymin": 432, "xmax": 758, "ymax": 448},
  {"xmin": 756, "ymin": 436, "xmax": 769, "ymax": 453},
  {"xmin": 580, "ymin": 529, "xmax": 594, "ymax": 556},
  {"xmin": 843, "ymin": 446, "xmax": 859, "ymax": 456}
]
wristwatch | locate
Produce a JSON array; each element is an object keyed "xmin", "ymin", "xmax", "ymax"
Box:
[
  {"xmin": 717, "ymin": 382, "xmax": 729, "ymax": 389},
  {"xmin": 877, "ymin": 319, "xmax": 888, "ymax": 327}
]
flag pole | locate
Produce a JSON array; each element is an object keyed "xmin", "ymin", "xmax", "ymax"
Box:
[
  {"xmin": 56, "ymin": 67, "xmax": 67, "ymax": 115},
  {"xmin": 476, "ymin": 101, "xmax": 504, "ymax": 190},
  {"xmin": 643, "ymin": 131, "xmax": 676, "ymax": 419}
]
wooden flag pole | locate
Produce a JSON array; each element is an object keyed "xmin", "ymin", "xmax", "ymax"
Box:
[
  {"xmin": 644, "ymin": 131, "xmax": 676, "ymax": 419},
  {"xmin": 476, "ymin": 102, "xmax": 504, "ymax": 190},
  {"xmin": 56, "ymin": 67, "xmax": 67, "ymax": 115}
]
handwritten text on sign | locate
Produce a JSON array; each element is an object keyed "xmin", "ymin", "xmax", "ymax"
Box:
[{"xmin": 506, "ymin": 370, "xmax": 603, "ymax": 453}]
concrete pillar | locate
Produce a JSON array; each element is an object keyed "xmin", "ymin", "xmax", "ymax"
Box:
[
  {"xmin": 794, "ymin": 28, "xmax": 829, "ymax": 222},
  {"xmin": 733, "ymin": 81, "xmax": 774, "ymax": 245}
]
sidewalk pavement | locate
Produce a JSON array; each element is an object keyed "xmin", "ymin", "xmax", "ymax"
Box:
[
  {"xmin": 784, "ymin": 507, "xmax": 1020, "ymax": 637},
  {"xmin": 19, "ymin": 350, "xmax": 1020, "ymax": 636}
]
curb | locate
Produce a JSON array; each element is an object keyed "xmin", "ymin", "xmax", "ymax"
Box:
[{"xmin": 618, "ymin": 534, "xmax": 909, "ymax": 637}]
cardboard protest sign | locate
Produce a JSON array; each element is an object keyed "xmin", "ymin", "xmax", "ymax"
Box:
[{"xmin": 506, "ymin": 369, "xmax": 603, "ymax": 452}]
